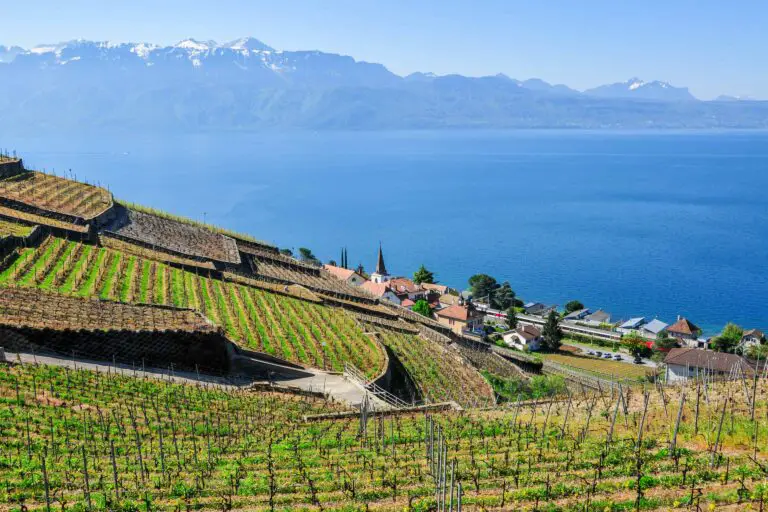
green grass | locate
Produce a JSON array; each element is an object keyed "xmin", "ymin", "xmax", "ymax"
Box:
[
  {"xmin": 0, "ymin": 248, "xmax": 34, "ymax": 284},
  {"xmin": 59, "ymin": 245, "xmax": 92, "ymax": 293},
  {"xmin": 18, "ymin": 238, "xmax": 62, "ymax": 286},
  {"xmin": 40, "ymin": 241, "xmax": 76, "ymax": 290},
  {"xmin": 119, "ymin": 256, "xmax": 137, "ymax": 302},
  {"xmin": 170, "ymin": 268, "xmax": 185, "ymax": 307},
  {"xmin": 76, "ymin": 248, "xmax": 106, "ymax": 297},
  {"xmin": 99, "ymin": 251, "xmax": 122, "ymax": 299},
  {"xmin": 138, "ymin": 260, "xmax": 151, "ymax": 303},
  {"xmin": 541, "ymin": 351, "xmax": 653, "ymax": 379}
]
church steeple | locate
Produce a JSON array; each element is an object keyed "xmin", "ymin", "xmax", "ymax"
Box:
[
  {"xmin": 375, "ymin": 243, "xmax": 387, "ymax": 276},
  {"xmin": 371, "ymin": 242, "xmax": 390, "ymax": 284}
]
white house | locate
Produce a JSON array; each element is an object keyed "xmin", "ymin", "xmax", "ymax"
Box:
[
  {"xmin": 738, "ymin": 329, "xmax": 766, "ymax": 353},
  {"xmin": 638, "ymin": 319, "xmax": 669, "ymax": 340},
  {"xmin": 360, "ymin": 281, "xmax": 401, "ymax": 305},
  {"xmin": 583, "ymin": 309, "xmax": 612, "ymax": 326},
  {"xmin": 503, "ymin": 325, "xmax": 544, "ymax": 351},
  {"xmin": 618, "ymin": 317, "xmax": 646, "ymax": 335},
  {"xmin": 664, "ymin": 348, "xmax": 753, "ymax": 382},
  {"xmin": 564, "ymin": 308, "xmax": 591, "ymax": 321},
  {"xmin": 323, "ymin": 264, "xmax": 365, "ymax": 287}
]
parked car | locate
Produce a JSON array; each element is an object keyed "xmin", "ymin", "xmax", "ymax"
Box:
[
  {"xmin": 613, "ymin": 354, "xmax": 622, "ymax": 361},
  {"xmin": 587, "ymin": 351, "xmax": 595, "ymax": 356},
  {"xmin": 602, "ymin": 353, "xmax": 612, "ymax": 359},
  {"xmin": 595, "ymin": 351, "xmax": 603, "ymax": 357},
  {"xmin": 633, "ymin": 356, "xmax": 643, "ymax": 364}
]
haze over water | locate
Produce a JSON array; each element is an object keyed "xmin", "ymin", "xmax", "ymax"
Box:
[{"xmin": 3, "ymin": 130, "xmax": 767, "ymax": 334}]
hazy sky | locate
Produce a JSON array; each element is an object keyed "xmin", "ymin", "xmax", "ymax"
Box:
[{"xmin": 2, "ymin": 0, "xmax": 766, "ymax": 99}]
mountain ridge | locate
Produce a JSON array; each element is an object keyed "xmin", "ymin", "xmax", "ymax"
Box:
[{"xmin": 0, "ymin": 37, "xmax": 766, "ymax": 131}]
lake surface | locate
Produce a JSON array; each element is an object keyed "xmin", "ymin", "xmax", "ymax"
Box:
[{"xmin": 2, "ymin": 130, "xmax": 767, "ymax": 334}]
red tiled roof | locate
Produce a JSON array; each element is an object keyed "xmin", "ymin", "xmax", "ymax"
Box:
[
  {"xmin": 324, "ymin": 264, "xmax": 358, "ymax": 281},
  {"xmin": 435, "ymin": 304, "xmax": 472, "ymax": 321},
  {"xmin": 421, "ymin": 283, "xmax": 449, "ymax": 294},
  {"xmin": 667, "ymin": 317, "xmax": 700, "ymax": 336},
  {"xmin": 388, "ymin": 277, "xmax": 421, "ymax": 294},
  {"xmin": 401, "ymin": 298, "xmax": 415, "ymax": 307},
  {"xmin": 360, "ymin": 281, "xmax": 392, "ymax": 297}
]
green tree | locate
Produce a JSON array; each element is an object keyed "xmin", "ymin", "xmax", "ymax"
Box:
[
  {"xmin": 279, "ymin": 248, "xmax": 293, "ymax": 257},
  {"xmin": 542, "ymin": 310, "xmax": 563, "ymax": 351},
  {"xmin": 491, "ymin": 281, "xmax": 516, "ymax": 310},
  {"xmin": 298, "ymin": 247, "xmax": 320, "ymax": 264},
  {"xmin": 711, "ymin": 322, "xmax": 743, "ymax": 353},
  {"xmin": 328, "ymin": 259, "xmax": 337, "ymax": 266},
  {"xmin": 413, "ymin": 265, "xmax": 436, "ymax": 285},
  {"xmin": 412, "ymin": 299, "xmax": 432, "ymax": 318},
  {"xmin": 623, "ymin": 332, "xmax": 651, "ymax": 357},
  {"xmin": 468, "ymin": 274, "xmax": 499, "ymax": 303},
  {"xmin": 747, "ymin": 344, "xmax": 768, "ymax": 360},
  {"xmin": 654, "ymin": 331, "xmax": 678, "ymax": 351},
  {"xmin": 505, "ymin": 306, "xmax": 518, "ymax": 330},
  {"xmin": 564, "ymin": 300, "xmax": 584, "ymax": 315}
]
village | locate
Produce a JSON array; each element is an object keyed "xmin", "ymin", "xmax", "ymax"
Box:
[{"xmin": 323, "ymin": 244, "xmax": 767, "ymax": 384}]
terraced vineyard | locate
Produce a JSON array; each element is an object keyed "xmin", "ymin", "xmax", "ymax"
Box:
[
  {"xmin": 0, "ymin": 236, "xmax": 385, "ymax": 377},
  {"xmin": 374, "ymin": 327, "xmax": 495, "ymax": 407},
  {"xmin": 0, "ymin": 218, "xmax": 33, "ymax": 237},
  {"xmin": 0, "ymin": 171, "xmax": 112, "ymax": 219},
  {"xmin": 3, "ymin": 361, "xmax": 768, "ymax": 511}
]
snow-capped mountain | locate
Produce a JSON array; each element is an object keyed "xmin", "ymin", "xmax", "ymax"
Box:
[
  {"xmin": 585, "ymin": 78, "xmax": 696, "ymax": 101},
  {"xmin": 3, "ymin": 38, "xmax": 398, "ymax": 88},
  {"xmin": 0, "ymin": 38, "xmax": 763, "ymax": 131}
]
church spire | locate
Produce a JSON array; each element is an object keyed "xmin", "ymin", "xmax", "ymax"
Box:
[{"xmin": 375, "ymin": 242, "xmax": 388, "ymax": 276}]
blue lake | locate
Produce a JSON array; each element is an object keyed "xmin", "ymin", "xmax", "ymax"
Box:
[{"xmin": 2, "ymin": 130, "xmax": 767, "ymax": 334}]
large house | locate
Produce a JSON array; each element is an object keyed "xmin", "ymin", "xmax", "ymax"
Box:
[
  {"xmin": 387, "ymin": 277, "xmax": 426, "ymax": 302},
  {"xmin": 639, "ymin": 319, "xmax": 669, "ymax": 339},
  {"xmin": 360, "ymin": 281, "xmax": 401, "ymax": 305},
  {"xmin": 667, "ymin": 317, "xmax": 702, "ymax": 347},
  {"xmin": 564, "ymin": 308, "xmax": 591, "ymax": 321},
  {"xmin": 664, "ymin": 348, "xmax": 753, "ymax": 382},
  {"xmin": 323, "ymin": 264, "xmax": 365, "ymax": 287},
  {"xmin": 503, "ymin": 324, "xmax": 544, "ymax": 351},
  {"xmin": 421, "ymin": 283, "xmax": 453, "ymax": 295},
  {"xmin": 739, "ymin": 329, "xmax": 766, "ymax": 352},
  {"xmin": 434, "ymin": 301, "xmax": 484, "ymax": 335},
  {"xmin": 523, "ymin": 302, "xmax": 557, "ymax": 317},
  {"xmin": 619, "ymin": 317, "xmax": 646, "ymax": 334},
  {"xmin": 583, "ymin": 309, "xmax": 612, "ymax": 326}
]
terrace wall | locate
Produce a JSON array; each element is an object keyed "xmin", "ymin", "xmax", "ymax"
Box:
[
  {"xmin": 371, "ymin": 344, "xmax": 423, "ymax": 404},
  {"xmin": 0, "ymin": 159, "xmax": 24, "ymax": 178},
  {"xmin": 0, "ymin": 224, "xmax": 43, "ymax": 261},
  {"xmin": 0, "ymin": 326, "xmax": 232, "ymax": 373}
]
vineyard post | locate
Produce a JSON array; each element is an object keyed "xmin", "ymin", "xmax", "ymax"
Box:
[
  {"xmin": 449, "ymin": 459, "xmax": 455, "ymax": 512},
  {"xmin": 606, "ymin": 394, "xmax": 620, "ymax": 446},
  {"xmin": 457, "ymin": 482, "xmax": 462, "ymax": 512},
  {"xmin": 81, "ymin": 445, "xmax": 92, "ymax": 511},
  {"xmin": 695, "ymin": 379, "xmax": 701, "ymax": 434},
  {"xmin": 41, "ymin": 451, "xmax": 51, "ymax": 512},
  {"xmin": 711, "ymin": 396, "xmax": 728, "ymax": 467},
  {"xmin": 637, "ymin": 392, "xmax": 649, "ymax": 447},
  {"xmin": 670, "ymin": 393, "xmax": 685, "ymax": 457}
]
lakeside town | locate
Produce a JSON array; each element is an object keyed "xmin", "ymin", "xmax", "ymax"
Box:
[{"xmin": 321, "ymin": 244, "xmax": 767, "ymax": 384}]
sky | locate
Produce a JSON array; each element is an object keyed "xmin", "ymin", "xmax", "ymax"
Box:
[{"xmin": 1, "ymin": 0, "xmax": 766, "ymax": 100}]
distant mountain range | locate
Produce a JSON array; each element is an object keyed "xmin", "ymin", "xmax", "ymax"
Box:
[{"xmin": 0, "ymin": 38, "xmax": 765, "ymax": 131}]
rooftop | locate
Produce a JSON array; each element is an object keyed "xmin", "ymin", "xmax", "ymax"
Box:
[
  {"xmin": 323, "ymin": 264, "xmax": 358, "ymax": 281},
  {"xmin": 668, "ymin": 317, "xmax": 700, "ymax": 336},
  {"xmin": 664, "ymin": 347, "xmax": 752, "ymax": 374}
]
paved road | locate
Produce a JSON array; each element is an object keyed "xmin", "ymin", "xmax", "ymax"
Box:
[{"xmin": 1, "ymin": 350, "xmax": 388, "ymax": 409}]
